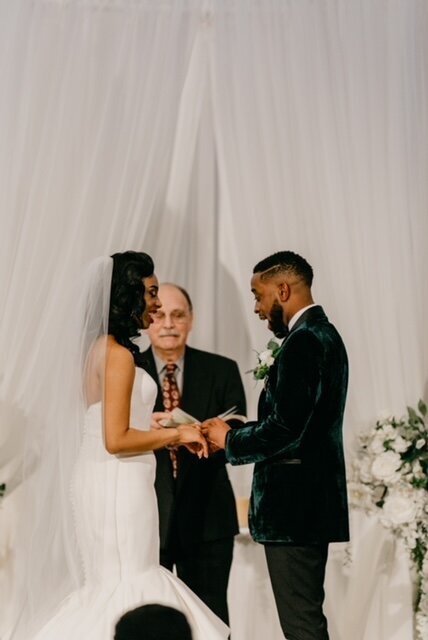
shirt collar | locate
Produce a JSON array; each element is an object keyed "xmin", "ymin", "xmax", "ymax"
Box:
[
  {"xmin": 152, "ymin": 350, "xmax": 184, "ymax": 376},
  {"xmin": 288, "ymin": 303, "xmax": 317, "ymax": 331}
]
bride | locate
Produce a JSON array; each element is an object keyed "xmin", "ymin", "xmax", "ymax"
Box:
[{"xmin": 8, "ymin": 251, "xmax": 228, "ymax": 640}]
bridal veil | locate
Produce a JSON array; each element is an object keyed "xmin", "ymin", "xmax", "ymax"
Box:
[{"xmin": 4, "ymin": 256, "xmax": 113, "ymax": 639}]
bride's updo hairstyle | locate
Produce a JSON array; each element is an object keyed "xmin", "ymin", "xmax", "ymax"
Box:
[{"xmin": 108, "ymin": 250, "xmax": 154, "ymax": 353}]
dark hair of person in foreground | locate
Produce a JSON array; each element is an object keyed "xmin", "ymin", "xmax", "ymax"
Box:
[{"xmin": 114, "ymin": 603, "xmax": 193, "ymax": 640}]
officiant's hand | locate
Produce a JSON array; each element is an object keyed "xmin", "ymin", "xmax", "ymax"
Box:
[
  {"xmin": 151, "ymin": 411, "xmax": 172, "ymax": 430},
  {"xmin": 201, "ymin": 418, "xmax": 231, "ymax": 451},
  {"xmin": 177, "ymin": 424, "xmax": 209, "ymax": 459}
]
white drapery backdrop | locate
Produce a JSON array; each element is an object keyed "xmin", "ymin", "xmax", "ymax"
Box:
[{"xmin": 1, "ymin": 1, "xmax": 427, "ymax": 638}]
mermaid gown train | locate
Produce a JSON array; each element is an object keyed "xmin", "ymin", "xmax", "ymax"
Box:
[{"xmin": 32, "ymin": 368, "xmax": 229, "ymax": 639}]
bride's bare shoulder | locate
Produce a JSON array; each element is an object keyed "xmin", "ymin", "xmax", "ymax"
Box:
[
  {"xmin": 105, "ymin": 336, "xmax": 134, "ymax": 369},
  {"xmin": 89, "ymin": 336, "xmax": 133, "ymax": 370}
]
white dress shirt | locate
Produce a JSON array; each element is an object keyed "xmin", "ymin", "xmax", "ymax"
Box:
[{"xmin": 288, "ymin": 303, "xmax": 317, "ymax": 331}]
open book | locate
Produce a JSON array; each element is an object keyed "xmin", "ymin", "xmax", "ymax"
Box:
[{"xmin": 160, "ymin": 406, "xmax": 247, "ymax": 427}]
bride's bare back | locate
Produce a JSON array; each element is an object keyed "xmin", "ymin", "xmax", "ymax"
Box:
[{"xmin": 84, "ymin": 335, "xmax": 112, "ymax": 407}]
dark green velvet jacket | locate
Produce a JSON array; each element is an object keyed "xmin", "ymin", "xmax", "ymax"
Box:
[{"xmin": 226, "ymin": 305, "xmax": 349, "ymax": 544}]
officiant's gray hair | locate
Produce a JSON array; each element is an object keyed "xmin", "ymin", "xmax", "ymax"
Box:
[{"xmin": 253, "ymin": 251, "xmax": 313, "ymax": 287}]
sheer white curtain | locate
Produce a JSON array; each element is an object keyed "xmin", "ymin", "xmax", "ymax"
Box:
[
  {"xmin": 0, "ymin": 0, "xmax": 213, "ymax": 471},
  {"xmin": 210, "ymin": 0, "xmax": 428, "ymax": 435},
  {"xmin": 1, "ymin": 1, "xmax": 427, "ymax": 639},
  {"xmin": 0, "ymin": 1, "xmax": 206, "ymax": 633},
  {"xmin": 209, "ymin": 3, "xmax": 427, "ymax": 637}
]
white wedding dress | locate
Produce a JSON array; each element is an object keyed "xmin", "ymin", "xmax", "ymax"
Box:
[{"xmin": 32, "ymin": 367, "xmax": 229, "ymax": 640}]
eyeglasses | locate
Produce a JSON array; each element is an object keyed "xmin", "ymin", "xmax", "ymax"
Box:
[{"xmin": 152, "ymin": 310, "xmax": 190, "ymax": 324}]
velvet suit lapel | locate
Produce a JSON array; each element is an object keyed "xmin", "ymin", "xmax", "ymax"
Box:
[
  {"xmin": 288, "ymin": 305, "xmax": 326, "ymax": 334},
  {"xmin": 263, "ymin": 306, "xmax": 327, "ymax": 409}
]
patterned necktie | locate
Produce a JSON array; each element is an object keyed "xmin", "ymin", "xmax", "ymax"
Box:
[{"xmin": 162, "ymin": 363, "xmax": 180, "ymax": 478}]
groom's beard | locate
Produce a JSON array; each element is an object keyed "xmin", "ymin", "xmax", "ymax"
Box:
[{"xmin": 270, "ymin": 301, "xmax": 288, "ymax": 339}]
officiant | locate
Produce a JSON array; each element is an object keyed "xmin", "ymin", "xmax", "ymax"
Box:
[{"xmin": 134, "ymin": 283, "xmax": 246, "ymax": 625}]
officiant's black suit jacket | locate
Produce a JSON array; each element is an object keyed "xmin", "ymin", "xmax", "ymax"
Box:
[
  {"xmin": 136, "ymin": 345, "xmax": 247, "ymax": 552},
  {"xmin": 226, "ymin": 305, "xmax": 349, "ymax": 545}
]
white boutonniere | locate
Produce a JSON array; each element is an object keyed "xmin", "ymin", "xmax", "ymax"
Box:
[{"xmin": 247, "ymin": 339, "xmax": 282, "ymax": 381}]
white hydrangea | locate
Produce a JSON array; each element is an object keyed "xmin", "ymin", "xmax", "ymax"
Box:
[
  {"xmin": 368, "ymin": 434, "xmax": 388, "ymax": 455},
  {"xmin": 379, "ymin": 423, "xmax": 397, "ymax": 439},
  {"xmin": 381, "ymin": 490, "xmax": 418, "ymax": 526},
  {"xmin": 416, "ymin": 614, "xmax": 428, "ymax": 639},
  {"xmin": 371, "ymin": 451, "xmax": 402, "ymax": 484},
  {"xmin": 355, "ymin": 456, "xmax": 374, "ymax": 483}
]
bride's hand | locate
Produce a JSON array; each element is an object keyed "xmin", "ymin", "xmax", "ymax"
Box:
[
  {"xmin": 151, "ymin": 411, "xmax": 172, "ymax": 430},
  {"xmin": 177, "ymin": 424, "xmax": 208, "ymax": 459}
]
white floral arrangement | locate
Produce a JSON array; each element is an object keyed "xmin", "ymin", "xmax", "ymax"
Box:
[
  {"xmin": 349, "ymin": 401, "xmax": 428, "ymax": 638},
  {"xmin": 248, "ymin": 339, "xmax": 282, "ymax": 380}
]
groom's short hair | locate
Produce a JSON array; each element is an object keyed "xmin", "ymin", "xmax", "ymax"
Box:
[
  {"xmin": 253, "ymin": 251, "xmax": 313, "ymax": 287},
  {"xmin": 114, "ymin": 603, "xmax": 193, "ymax": 640}
]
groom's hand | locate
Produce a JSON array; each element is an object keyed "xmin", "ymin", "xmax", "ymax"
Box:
[{"xmin": 201, "ymin": 418, "xmax": 231, "ymax": 451}]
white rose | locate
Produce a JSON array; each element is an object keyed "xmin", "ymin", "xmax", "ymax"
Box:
[
  {"xmin": 412, "ymin": 460, "xmax": 425, "ymax": 479},
  {"xmin": 416, "ymin": 438, "xmax": 426, "ymax": 450},
  {"xmin": 371, "ymin": 451, "xmax": 401, "ymax": 483},
  {"xmin": 369, "ymin": 435, "xmax": 387, "ymax": 455},
  {"xmin": 382, "ymin": 490, "xmax": 418, "ymax": 526},
  {"xmin": 380, "ymin": 424, "xmax": 397, "ymax": 439},
  {"xmin": 390, "ymin": 436, "xmax": 411, "ymax": 453},
  {"xmin": 258, "ymin": 350, "xmax": 274, "ymax": 367}
]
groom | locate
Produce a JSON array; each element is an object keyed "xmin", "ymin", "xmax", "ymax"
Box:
[{"xmin": 202, "ymin": 251, "xmax": 349, "ymax": 640}]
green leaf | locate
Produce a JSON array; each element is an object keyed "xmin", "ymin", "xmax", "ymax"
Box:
[
  {"xmin": 411, "ymin": 541, "xmax": 425, "ymax": 574},
  {"xmin": 411, "ymin": 477, "xmax": 428, "ymax": 490},
  {"xmin": 417, "ymin": 399, "xmax": 427, "ymax": 417},
  {"xmin": 254, "ymin": 366, "xmax": 268, "ymax": 380},
  {"xmin": 267, "ymin": 339, "xmax": 280, "ymax": 352},
  {"xmin": 407, "ymin": 406, "xmax": 418, "ymax": 422}
]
